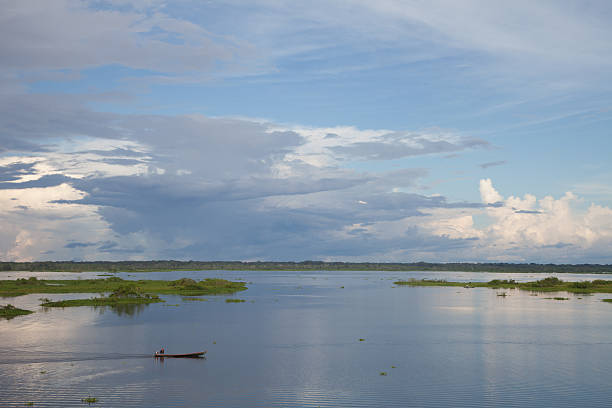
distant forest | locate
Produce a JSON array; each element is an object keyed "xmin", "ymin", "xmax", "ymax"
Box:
[{"xmin": 1, "ymin": 261, "xmax": 611, "ymax": 274}]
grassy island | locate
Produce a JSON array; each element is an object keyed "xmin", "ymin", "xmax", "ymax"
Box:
[
  {"xmin": 0, "ymin": 276, "xmax": 247, "ymax": 298},
  {"xmin": 394, "ymin": 277, "xmax": 612, "ymax": 294},
  {"xmin": 41, "ymin": 285, "xmax": 163, "ymax": 307},
  {"xmin": 0, "ymin": 304, "xmax": 34, "ymax": 319}
]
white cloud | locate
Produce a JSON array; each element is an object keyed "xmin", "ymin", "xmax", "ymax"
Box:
[
  {"xmin": 479, "ymin": 178, "xmax": 503, "ymax": 204},
  {"xmin": 419, "ymin": 179, "xmax": 612, "ymax": 262}
]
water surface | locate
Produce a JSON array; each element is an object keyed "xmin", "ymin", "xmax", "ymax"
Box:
[{"xmin": 2, "ymin": 270, "xmax": 612, "ymax": 407}]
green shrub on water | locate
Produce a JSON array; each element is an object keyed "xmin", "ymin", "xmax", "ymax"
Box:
[
  {"xmin": 488, "ymin": 279, "xmax": 517, "ymax": 286},
  {"xmin": 526, "ymin": 277, "xmax": 563, "ymax": 287},
  {"xmin": 0, "ymin": 304, "xmax": 33, "ymax": 319},
  {"xmin": 225, "ymin": 299, "xmax": 246, "ymax": 303},
  {"xmin": 171, "ymin": 278, "xmax": 198, "ymax": 288},
  {"xmin": 16, "ymin": 277, "xmax": 38, "ymax": 285},
  {"xmin": 81, "ymin": 396, "xmax": 98, "ymax": 404}
]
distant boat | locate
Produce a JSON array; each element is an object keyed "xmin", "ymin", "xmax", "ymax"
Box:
[{"xmin": 154, "ymin": 351, "xmax": 206, "ymax": 358}]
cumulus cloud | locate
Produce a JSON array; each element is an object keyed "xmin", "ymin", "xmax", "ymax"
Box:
[
  {"xmin": 419, "ymin": 179, "xmax": 612, "ymax": 263},
  {"xmin": 479, "ymin": 178, "xmax": 503, "ymax": 204}
]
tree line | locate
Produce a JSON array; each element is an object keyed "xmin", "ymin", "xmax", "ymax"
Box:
[{"xmin": 1, "ymin": 260, "xmax": 611, "ymax": 273}]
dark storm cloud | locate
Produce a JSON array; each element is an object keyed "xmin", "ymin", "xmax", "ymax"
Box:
[
  {"xmin": 0, "ymin": 174, "xmax": 74, "ymax": 189},
  {"xmin": 0, "ymin": 93, "xmax": 119, "ymax": 152},
  {"xmin": 0, "ymin": 87, "xmax": 491, "ymax": 260},
  {"xmin": 0, "ymin": 161, "xmax": 39, "ymax": 182},
  {"xmin": 64, "ymin": 242, "xmax": 96, "ymax": 249},
  {"xmin": 330, "ymin": 133, "xmax": 488, "ymax": 160}
]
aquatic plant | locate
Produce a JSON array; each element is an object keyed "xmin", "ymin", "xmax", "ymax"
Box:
[
  {"xmin": 0, "ymin": 304, "xmax": 33, "ymax": 319},
  {"xmin": 81, "ymin": 396, "xmax": 98, "ymax": 404},
  {"xmin": 225, "ymin": 299, "xmax": 246, "ymax": 303}
]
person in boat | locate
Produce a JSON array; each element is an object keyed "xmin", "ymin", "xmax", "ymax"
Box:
[{"xmin": 159, "ymin": 347, "xmax": 165, "ymax": 354}]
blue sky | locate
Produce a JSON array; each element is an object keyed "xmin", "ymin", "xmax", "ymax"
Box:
[{"xmin": 1, "ymin": 0, "xmax": 611, "ymax": 263}]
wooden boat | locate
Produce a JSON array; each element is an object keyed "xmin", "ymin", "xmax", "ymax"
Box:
[{"xmin": 154, "ymin": 351, "xmax": 206, "ymax": 358}]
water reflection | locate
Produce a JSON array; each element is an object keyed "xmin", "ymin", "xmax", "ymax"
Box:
[{"xmin": 93, "ymin": 302, "xmax": 150, "ymax": 317}]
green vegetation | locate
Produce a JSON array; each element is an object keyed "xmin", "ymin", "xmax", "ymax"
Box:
[
  {"xmin": 0, "ymin": 276, "xmax": 247, "ymax": 297},
  {"xmin": 602, "ymin": 299, "xmax": 612, "ymax": 303},
  {"xmin": 225, "ymin": 298, "xmax": 246, "ymax": 303},
  {"xmin": 0, "ymin": 304, "xmax": 33, "ymax": 319},
  {"xmin": 81, "ymin": 396, "xmax": 98, "ymax": 404},
  {"xmin": 394, "ymin": 277, "xmax": 612, "ymax": 294},
  {"xmin": 182, "ymin": 297, "xmax": 208, "ymax": 302},
  {"xmin": 1, "ymin": 260, "xmax": 611, "ymax": 273},
  {"xmin": 380, "ymin": 372, "xmax": 388, "ymax": 376},
  {"xmin": 41, "ymin": 285, "xmax": 163, "ymax": 308}
]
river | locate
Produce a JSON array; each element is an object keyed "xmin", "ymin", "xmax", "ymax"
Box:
[{"xmin": 1, "ymin": 270, "xmax": 612, "ymax": 407}]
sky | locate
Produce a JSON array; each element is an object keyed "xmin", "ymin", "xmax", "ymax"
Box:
[{"xmin": 1, "ymin": 0, "xmax": 612, "ymax": 263}]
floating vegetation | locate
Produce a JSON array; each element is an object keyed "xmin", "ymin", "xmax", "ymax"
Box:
[
  {"xmin": 182, "ymin": 297, "xmax": 208, "ymax": 302},
  {"xmin": 25, "ymin": 403, "xmax": 34, "ymax": 406},
  {"xmin": 0, "ymin": 276, "xmax": 247, "ymax": 297},
  {"xmin": 391, "ymin": 366, "xmax": 396, "ymax": 368},
  {"xmin": 359, "ymin": 338, "xmax": 365, "ymax": 341},
  {"xmin": 394, "ymin": 277, "xmax": 612, "ymax": 294},
  {"xmin": 225, "ymin": 299, "xmax": 246, "ymax": 303},
  {"xmin": 497, "ymin": 292, "xmax": 507, "ymax": 297},
  {"xmin": 0, "ymin": 304, "xmax": 33, "ymax": 319},
  {"xmin": 81, "ymin": 396, "xmax": 98, "ymax": 404},
  {"xmin": 543, "ymin": 297, "xmax": 569, "ymax": 300},
  {"xmin": 379, "ymin": 372, "xmax": 388, "ymax": 376},
  {"xmin": 602, "ymin": 299, "xmax": 612, "ymax": 303}
]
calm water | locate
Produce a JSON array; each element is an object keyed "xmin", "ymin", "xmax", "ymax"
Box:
[{"xmin": 2, "ymin": 270, "xmax": 612, "ymax": 407}]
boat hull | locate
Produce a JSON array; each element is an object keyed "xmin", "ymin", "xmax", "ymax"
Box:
[{"xmin": 154, "ymin": 351, "xmax": 206, "ymax": 358}]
